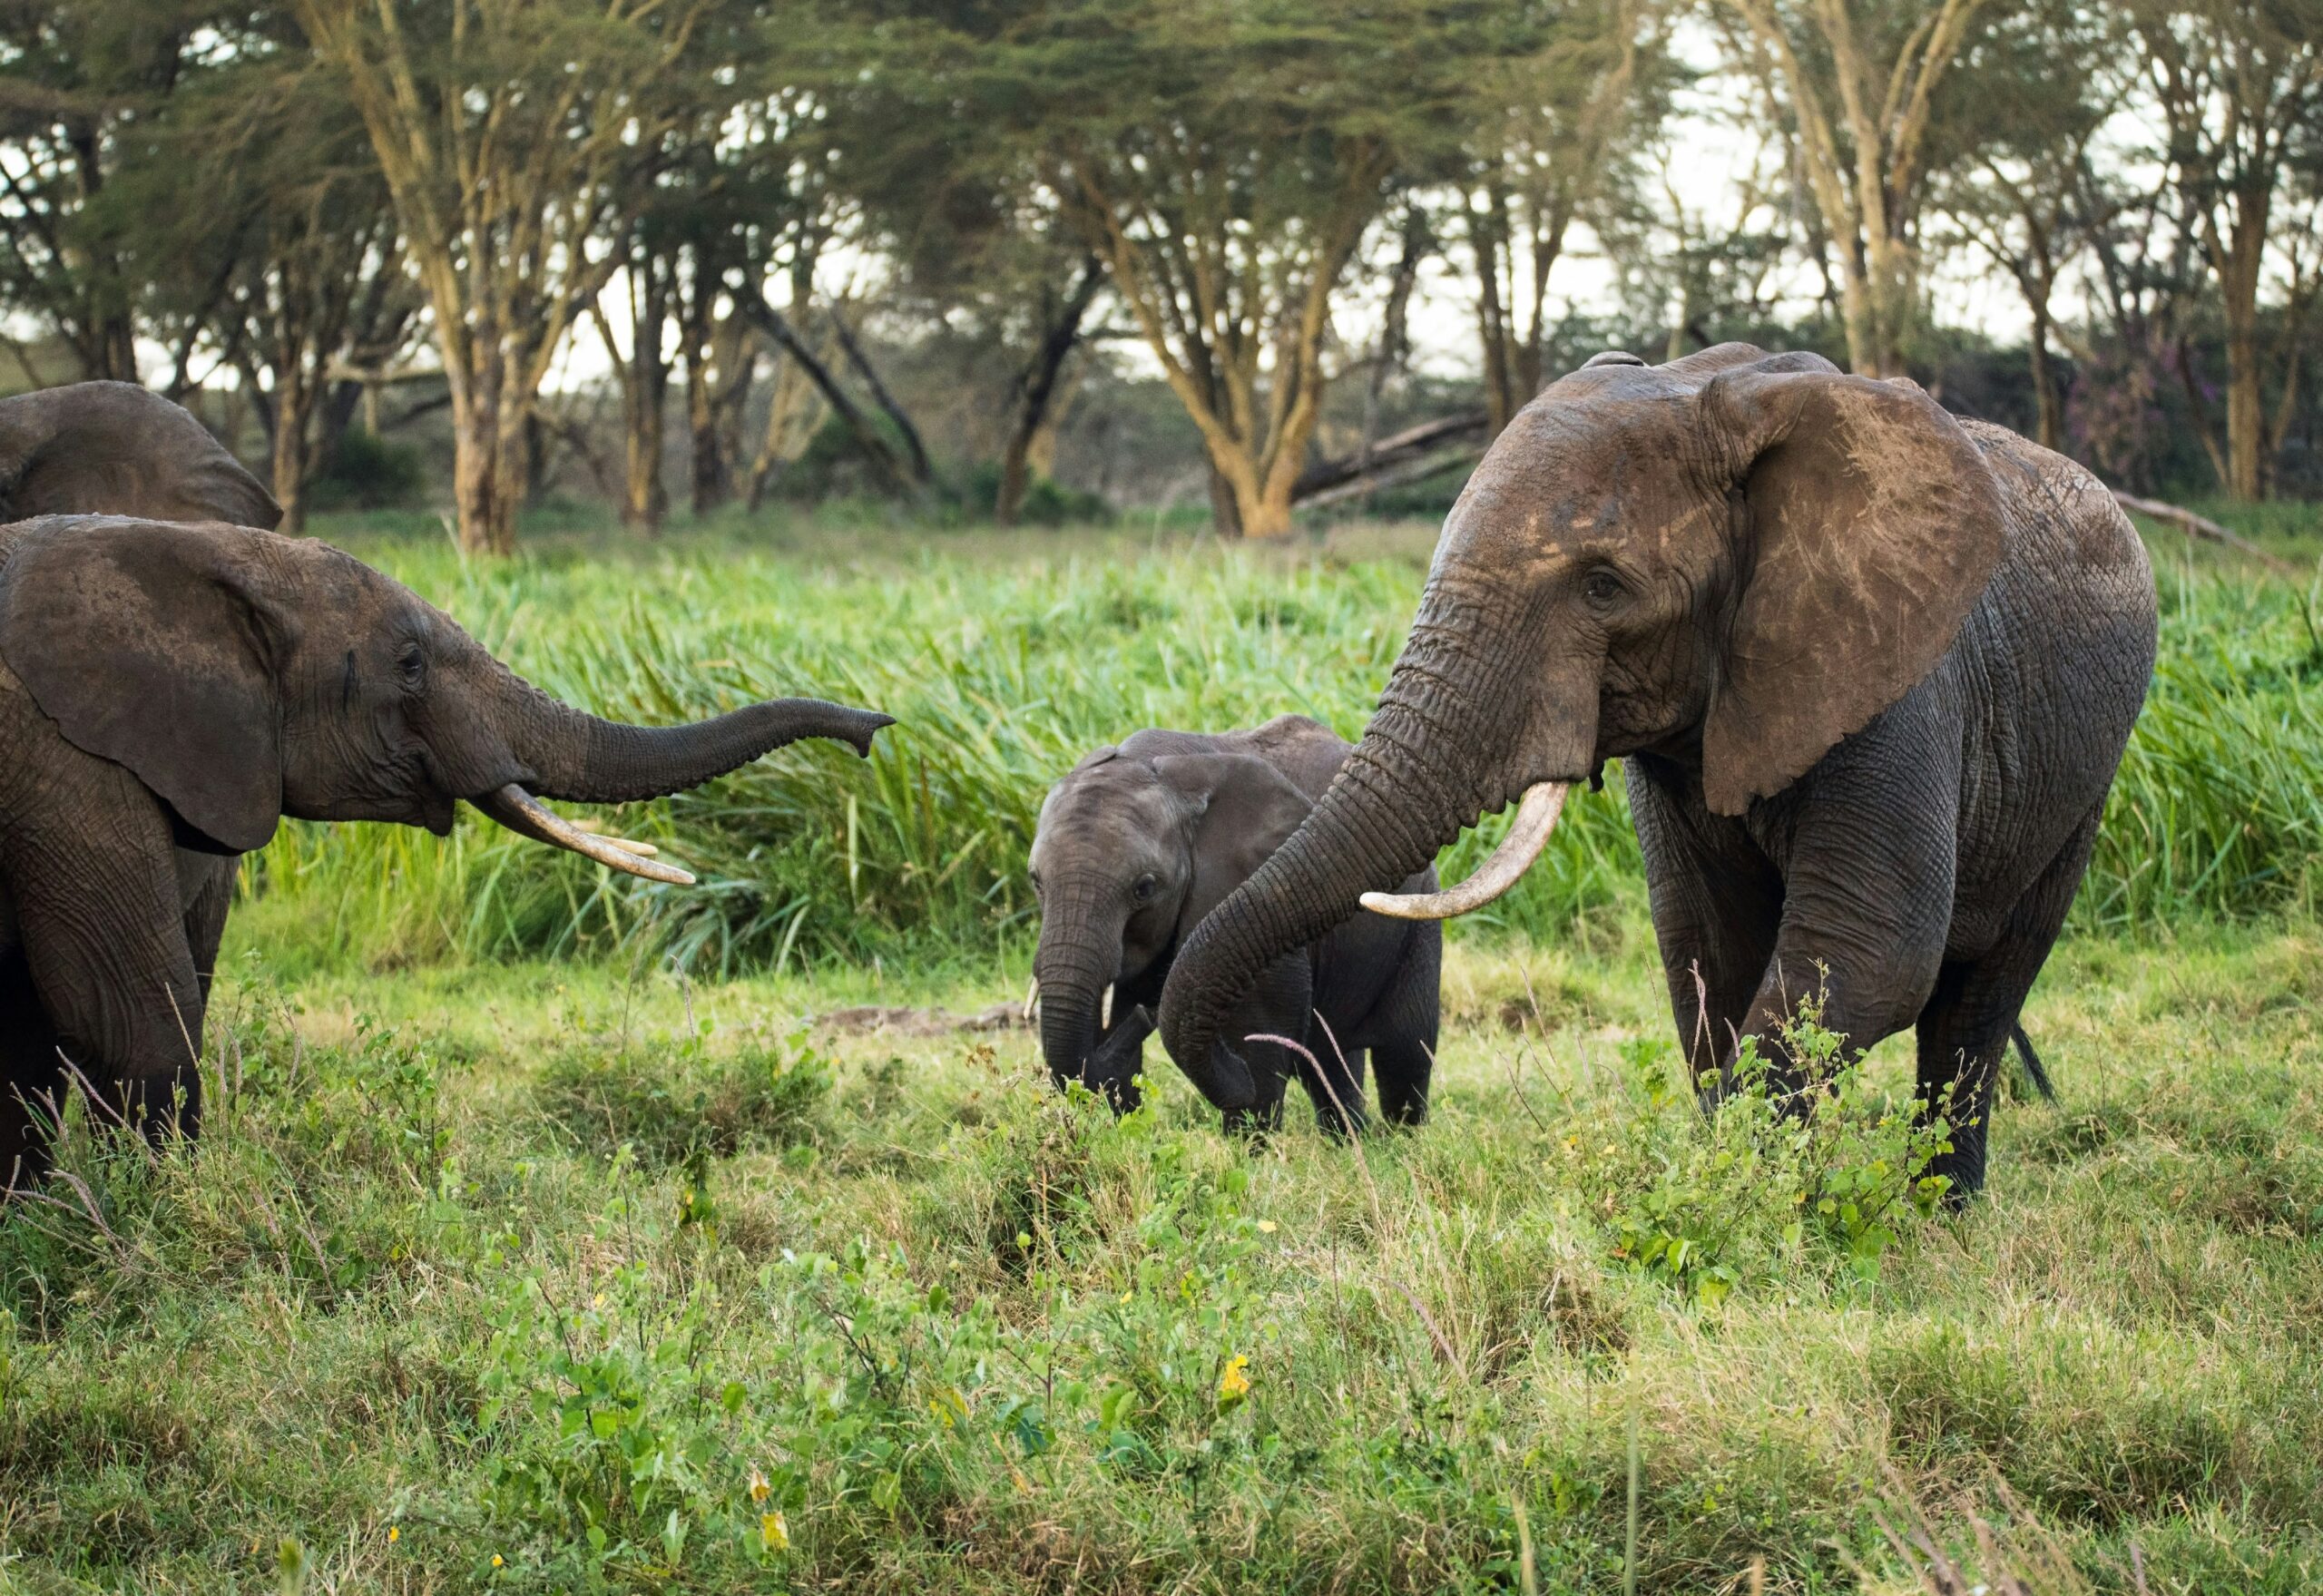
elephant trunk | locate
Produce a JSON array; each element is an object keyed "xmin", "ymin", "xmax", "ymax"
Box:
[
  {"xmin": 1158, "ymin": 615, "xmax": 1536, "ymax": 1105},
  {"xmin": 505, "ymin": 675, "xmax": 891, "ymax": 805},
  {"xmin": 451, "ymin": 651, "xmax": 890, "ymax": 883},
  {"xmin": 1034, "ymin": 896, "xmax": 1118, "ymax": 1092}
]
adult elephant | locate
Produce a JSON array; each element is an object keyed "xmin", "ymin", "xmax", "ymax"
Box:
[
  {"xmin": 1029, "ymin": 716, "xmax": 1440, "ymax": 1133},
  {"xmin": 1160, "ymin": 345, "xmax": 2156, "ymax": 1199},
  {"xmin": 0, "ymin": 515, "xmax": 890, "ymax": 1190}
]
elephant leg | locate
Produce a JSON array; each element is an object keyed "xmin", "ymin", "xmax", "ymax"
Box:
[
  {"xmin": 1370, "ymin": 1036, "xmax": 1435, "ymax": 1127},
  {"xmin": 1727, "ymin": 749, "xmax": 1957, "ymax": 1101},
  {"xmin": 1297, "ymin": 1042, "xmax": 1367, "ymax": 1139},
  {"xmin": 1914, "ymin": 802, "xmax": 2102, "ymax": 1204},
  {"xmin": 179, "ymin": 854, "xmax": 240, "ymax": 1005},
  {"xmin": 0, "ymin": 953, "xmax": 64, "ymax": 1193},
  {"xmin": 1629, "ymin": 758, "xmax": 1784, "ymax": 1090},
  {"xmin": 7, "ymin": 794, "xmax": 205, "ymax": 1150}
]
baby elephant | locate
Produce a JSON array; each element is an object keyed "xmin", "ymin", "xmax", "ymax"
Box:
[{"xmin": 1028, "ymin": 715, "xmax": 1440, "ymax": 1133}]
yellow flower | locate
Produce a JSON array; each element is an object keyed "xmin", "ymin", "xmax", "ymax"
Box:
[
  {"xmin": 1255, "ymin": 1220, "xmax": 1278, "ymax": 1234},
  {"xmin": 760, "ymin": 1511, "xmax": 790, "ymax": 1552},
  {"xmin": 491, "ymin": 1554, "xmax": 505, "ymax": 1569},
  {"xmin": 387, "ymin": 1525, "xmax": 400, "ymax": 1544},
  {"xmin": 1217, "ymin": 1354, "xmax": 1252, "ymax": 1407},
  {"xmin": 750, "ymin": 1467, "xmax": 770, "ymax": 1504}
]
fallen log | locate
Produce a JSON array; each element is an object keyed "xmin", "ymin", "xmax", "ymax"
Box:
[
  {"xmin": 1292, "ymin": 410, "xmax": 1488, "ymax": 504},
  {"xmin": 2112, "ymin": 490, "xmax": 2299, "ymax": 575},
  {"xmin": 1297, "ymin": 445, "xmax": 1484, "ymax": 512}
]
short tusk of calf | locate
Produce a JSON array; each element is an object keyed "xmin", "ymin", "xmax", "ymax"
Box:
[
  {"xmin": 1023, "ymin": 974, "xmax": 1040, "ymax": 1023},
  {"xmin": 1101, "ymin": 984, "xmax": 1114, "ymax": 1031},
  {"xmin": 471, "ymin": 784, "xmax": 697, "ymax": 886},
  {"xmin": 1360, "ymin": 781, "xmax": 1570, "ymax": 920}
]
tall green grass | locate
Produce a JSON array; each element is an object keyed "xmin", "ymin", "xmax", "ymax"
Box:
[{"xmin": 240, "ymin": 524, "xmax": 2321, "ymax": 975}]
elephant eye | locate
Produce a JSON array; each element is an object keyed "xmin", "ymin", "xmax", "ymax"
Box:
[
  {"xmin": 1583, "ymin": 569, "xmax": 1625, "ymax": 607},
  {"xmin": 1132, "ymin": 874, "xmax": 1159, "ymax": 903},
  {"xmin": 397, "ymin": 642, "xmax": 426, "ymax": 689},
  {"xmin": 1027, "ymin": 868, "xmax": 1043, "ymax": 894}
]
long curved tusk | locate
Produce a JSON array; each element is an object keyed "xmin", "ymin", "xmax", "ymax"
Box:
[
  {"xmin": 470, "ymin": 784, "xmax": 697, "ymax": 886},
  {"xmin": 562, "ymin": 818, "xmax": 660, "ymax": 857},
  {"xmin": 1023, "ymin": 974, "xmax": 1040, "ymax": 1023},
  {"xmin": 1360, "ymin": 781, "xmax": 1569, "ymax": 921}
]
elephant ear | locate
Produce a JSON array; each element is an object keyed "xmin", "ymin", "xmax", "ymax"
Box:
[
  {"xmin": 1152, "ymin": 752, "xmax": 1316, "ymax": 941},
  {"xmin": 1697, "ymin": 367, "xmax": 2005, "ymax": 817},
  {"xmin": 0, "ymin": 516, "xmax": 289, "ymax": 852}
]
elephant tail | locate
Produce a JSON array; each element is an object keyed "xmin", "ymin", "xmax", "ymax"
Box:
[{"xmin": 2010, "ymin": 1023, "xmax": 2055, "ymax": 1101}]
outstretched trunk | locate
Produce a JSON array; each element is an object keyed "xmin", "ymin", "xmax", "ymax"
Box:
[
  {"xmin": 488, "ymin": 666, "xmax": 889, "ymax": 805},
  {"xmin": 1159, "ymin": 622, "xmax": 1525, "ymax": 1102}
]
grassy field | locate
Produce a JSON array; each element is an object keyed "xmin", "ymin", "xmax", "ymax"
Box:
[{"xmin": 4, "ymin": 513, "xmax": 2322, "ymax": 1592}]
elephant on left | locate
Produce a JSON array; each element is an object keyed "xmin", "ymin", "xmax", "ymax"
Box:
[{"xmin": 0, "ymin": 514, "xmax": 892, "ymax": 1190}]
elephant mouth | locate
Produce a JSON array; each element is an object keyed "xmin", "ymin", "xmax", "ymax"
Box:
[{"xmin": 467, "ymin": 784, "xmax": 696, "ymax": 886}]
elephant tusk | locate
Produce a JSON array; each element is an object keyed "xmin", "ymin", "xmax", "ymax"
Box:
[
  {"xmin": 1360, "ymin": 781, "xmax": 1569, "ymax": 920},
  {"xmin": 471, "ymin": 784, "xmax": 697, "ymax": 886},
  {"xmin": 562, "ymin": 818, "xmax": 661, "ymax": 857},
  {"xmin": 1023, "ymin": 975, "xmax": 1040, "ymax": 1023},
  {"xmin": 1101, "ymin": 984, "xmax": 1114, "ymax": 1032}
]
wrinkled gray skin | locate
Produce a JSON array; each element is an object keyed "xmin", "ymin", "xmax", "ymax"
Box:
[
  {"xmin": 0, "ymin": 513, "xmax": 889, "ymax": 1190},
  {"xmin": 1031, "ymin": 716, "xmax": 1440, "ymax": 1133},
  {"xmin": 1162, "ymin": 346, "xmax": 2157, "ymax": 1199}
]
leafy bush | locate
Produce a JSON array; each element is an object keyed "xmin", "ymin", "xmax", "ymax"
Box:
[{"xmin": 1577, "ymin": 994, "xmax": 1954, "ymax": 1305}]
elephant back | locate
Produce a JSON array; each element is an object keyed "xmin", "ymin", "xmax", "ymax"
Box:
[{"xmin": 0, "ymin": 382, "xmax": 280, "ymax": 531}]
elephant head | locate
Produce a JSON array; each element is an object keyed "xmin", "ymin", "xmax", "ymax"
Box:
[
  {"xmin": 0, "ymin": 516, "xmax": 889, "ymax": 870},
  {"xmin": 1159, "ymin": 344, "xmax": 2007, "ymax": 1108},
  {"xmin": 0, "ymin": 382, "xmax": 281, "ymax": 529},
  {"xmin": 1030, "ymin": 746, "xmax": 1313, "ymax": 1107}
]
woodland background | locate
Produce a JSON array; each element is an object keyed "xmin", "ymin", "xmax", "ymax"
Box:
[{"xmin": 1, "ymin": 0, "xmax": 2318, "ymax": 552}]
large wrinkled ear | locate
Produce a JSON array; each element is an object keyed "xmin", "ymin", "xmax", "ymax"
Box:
[
  {"xmin": 1698, "ymin": 368, "xmax": 2004, "ymax": 816},
  {"xmin": 1152, "ymin": 752, "xmax": 1315, "ymax": 940},
  {"xmin": 0, "ymin": 517, "xmax": 288, "ymax": 852}
]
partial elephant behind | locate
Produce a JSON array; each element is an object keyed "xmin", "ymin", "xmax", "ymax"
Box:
[
  {"xmin": 1160, "ymin": 346, "xmax": 2157, "ymax": 1201},
  {"xmin": 0, "ymin": 515, "xmax": 892, "ymax": 1191},
  {"xmin": 1030, "ymin": 715, "xmax": 1441, "ymax": 1134},
  {"xmin": 0, "ymin": 381, "xmax": 281, "ymax": 531}
]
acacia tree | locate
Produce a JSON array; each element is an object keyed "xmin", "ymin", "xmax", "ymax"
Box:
[
  {"xmin": 123, "ymin": 34, "xmax": 421, "ymax": 530},
  {"xmin": 1711, "ymin": 0, "xmax": 2001, "ymax": 376},
  {"xmin": 290, "ymin": 0, "xmax": 719, "ymax": 553},
  {"xmin": 0, "ymin": 1, "xmax": 230, "ymax": 382},
  {"xmin": 1931, "ymin": 2, "xmax": 2130, "ymax": 450},
  {"xmin": 2127, "ymin": 0, "xmax": 2323, "ymax": 499},
  {"xmin": 975, "ymin": 0, "xmax": 1495, "ymax": 537},
  {"xmin": 1462, "ymin": 0, "xmax": 1655, "ymax": 435}
]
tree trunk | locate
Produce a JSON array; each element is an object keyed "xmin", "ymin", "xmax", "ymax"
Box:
[
  {"xmin": 450, "ymin": 359, "xmax": 522, "ymax": 556},
  {"xmin": 1205, "ymin": 459, "xmax": 1244, "ymax": 537},
  {"xmin": 688, "ymin": 361, "xmax": 730, "ymax": 514},
  {"xmin": 2222, "ymin": 235, "xmax": 2265, "ymax": 501},
  {"xmin": 997, "ymin": 257, "xmax": 1103, "ymax": 526},
  {"xmin": 271, "ymin": 388, "xmax": 310, "ymax": 536},
  {"xmin": 2027, "ymin": 295, "xmax": 2061, "ymax": 454},
  {"xmin": 625, "ymin": 375, "xmax": 669, "ymax": 533}
]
